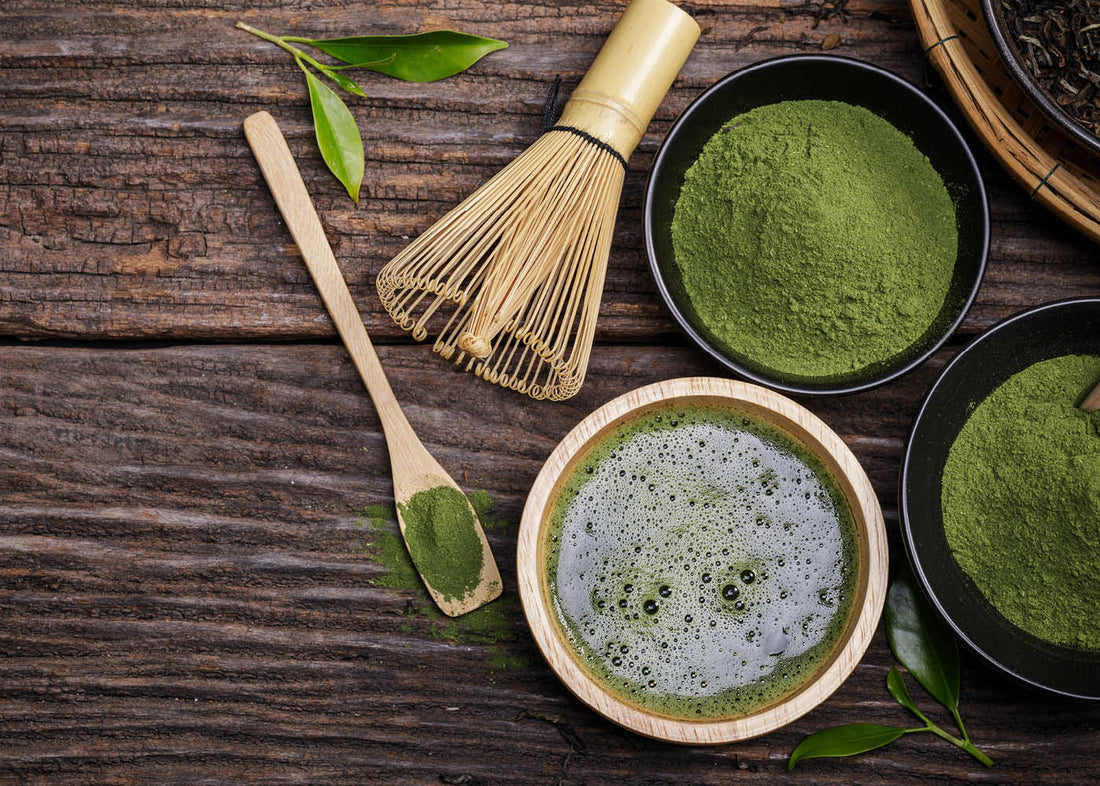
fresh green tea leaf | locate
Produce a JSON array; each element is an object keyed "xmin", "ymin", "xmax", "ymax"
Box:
[
  {"xmin": 885, "ymin": 567, "xmax": 961, "ymax": 712},
  {"xmin": 315, "ymin": 64, "xmax": 366, "ymax": 97},
  {"xmin": 887, "ymin": 665, "xmax": 919, "ymax": 715},
  {"xmin": 326, "ymin": 54, "xmax": 396, "ymax": 71},
  {"xmin": 239, "ymin": 22, "xmax": 504, "ymax": 203},
  {"xmin": 786, "ymin": 569, "xmax": 993, "ymax": 770},
  {"xmin": 292, "ymin": 30, "xmax": 508, "ymax": 82},
  {"xmin": 302, "ymin": 64, "xmax": 364, "ymax": 202},
  {"xmin": 788, "ymin": 723, "xmax": 910, "ymax": 770}
]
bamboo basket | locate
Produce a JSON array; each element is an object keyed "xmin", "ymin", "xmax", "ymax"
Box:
[{"xmin": 909, "ymin": 0, "xmax": 1100, "ymax": 243}]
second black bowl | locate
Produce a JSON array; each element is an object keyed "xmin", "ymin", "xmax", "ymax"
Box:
[
  {"xmin": 644, "ymin": 55, "xmax": 989, "ymax": 396},
  {"xmin": 901, "ymin": 298, "xmax": 1100, "ymax": 700}
]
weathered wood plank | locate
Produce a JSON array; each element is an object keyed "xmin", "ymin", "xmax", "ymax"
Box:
[
  {"xmin": 2, "ymin": 342, "xmax": 1099, "ymax": 783},
  {"xmin": 1, "ymin": 0, "xmax": 1096, "ymax": 341},
  {"xmin": 3, "ymin": 0, "xmax": 1099, "ymax": 781}
]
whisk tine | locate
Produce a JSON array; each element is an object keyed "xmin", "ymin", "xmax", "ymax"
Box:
[
  {"xmin": 377, "ymin": 133, "xmax": 625, "ymax": 400},
  {"xmin": 375, "ymin": 0, "xmax": 699, "ymax": 400}
]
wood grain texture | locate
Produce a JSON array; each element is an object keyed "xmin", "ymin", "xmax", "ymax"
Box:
[
  {"xmin": 517, "ymin": 377, "xmax": 889, "ymax": 744},
  {"xmin": 1, "ymin": 0, "xmax": 1097, "ymax": 342},
  {"xmin": 3, "ymin": 342, "xmax": 1100, "ymax": 783},
  {"xmin": 2, "ymin": 0, "xmax": 1100, "ymax": 782}
]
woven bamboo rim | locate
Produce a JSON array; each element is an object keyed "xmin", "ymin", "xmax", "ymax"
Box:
[{"xmin": 909, "ymin": 0, "xmax": 1100, "ymax": 243}]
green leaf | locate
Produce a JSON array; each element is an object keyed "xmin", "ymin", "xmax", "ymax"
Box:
[
  {"xmin": 887, "ymin": 665, "xmax": 919, "ymax": 715},
  {"xmin": 885, "ymin": 566, "xmax": 961, "ymax": 712},
  {"xmin": 788, "ymin": 724, "xmax": 910, "ymax": 770},
  {"xmin": 291, "ymin": 30, "xmax": 508, "ymax": 82},
  {"xmin": 301, "ymin": 62, "xmax": 364, "ymax": 203},
  {"xmin": 326, "ymin": 54, "xmax": 396, "ymax": 71},
  {"xmin": 315, "ymin": 63, "xmax": 367, "ymax": 97}
]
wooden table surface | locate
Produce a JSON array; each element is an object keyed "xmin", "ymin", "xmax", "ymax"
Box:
[{"xmin": 2, "ymin": 0, "xmax": 1098, "ymax": 783}]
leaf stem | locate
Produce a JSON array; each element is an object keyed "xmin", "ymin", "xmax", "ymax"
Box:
[
  {"xmin": 907, "ymin": 705, "xmax": 934, "ymax": 727},
  {"xmin": 964, "ymin": 741, "xmax": 994, "ymax": 767},
  {"xmin": 950, "ymin": 706, "xmax": 971, "ymax": 743},
  {"xmin": 945, "ymin": 706, "xmax": 991, "ymax": 764},
  {"xmin": 236, "ymin": 23, "xmax": 340, "ymax": 80},
  {"xmin": 919, "ymin": 717, "xmax": 993, "ymax": 766}
]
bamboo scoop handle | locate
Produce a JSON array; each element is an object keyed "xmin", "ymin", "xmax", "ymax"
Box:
[
  {"xmin": 1082, "ymin": 380, "xmax": 1100, "ymax": 413},
  {"xmin": 242, "ymin": 111, "xmax": 412, "ymax": 439},
  {"xmin": 244, "ymin": 111, "xmax": 503, "ymax": 616}
]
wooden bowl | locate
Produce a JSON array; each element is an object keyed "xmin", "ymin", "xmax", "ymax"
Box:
[{"xmin": 517, "ymin": 377, "xmax": 888, "ymax": 743}]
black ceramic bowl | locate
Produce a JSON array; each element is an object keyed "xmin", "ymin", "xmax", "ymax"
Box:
[
  {"xmin": 901, "ymin": 298, "xmax": 1100, "ymax": 700},
  {"xmin": 981, "ymin": 0, "xmax": 1100, "ymax": 157},
  {"xmin": 644, "ymin": 55, "xmax": 989, "ymax": 396}
]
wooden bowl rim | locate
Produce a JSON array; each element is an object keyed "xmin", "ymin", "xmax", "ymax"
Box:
[{"xmin": 517, "ymin": 377, "xmax": 889, "ymax": 744}]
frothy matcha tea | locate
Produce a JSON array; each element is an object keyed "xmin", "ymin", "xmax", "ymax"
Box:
[{"xmin": 545, "ymin": 403, "xmax": 859, "ymax": 719}]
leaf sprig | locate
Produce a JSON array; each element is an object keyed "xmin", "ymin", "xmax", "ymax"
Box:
[
  {"xmin": 237, "ymin": 23, "xmax": 507, "ymax": 202},
  {"xmin": 788, "ymin": 567, "xmax": 993, "ymax": 770}
]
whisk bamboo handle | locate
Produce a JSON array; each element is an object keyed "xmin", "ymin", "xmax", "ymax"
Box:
[
  {"xmin": 558, "ymin": 0, "xmax": 700, "ymax": 158},
  {"xmin": 242, "ymin": 111, "xmax": 411, "ymax": 440}
]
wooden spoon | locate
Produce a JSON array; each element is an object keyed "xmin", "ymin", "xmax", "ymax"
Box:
[
  {"xmin": 1082, "ymin": 381, "xmax": 1100, "ymax": 413},
  {"xmin": 243, "ymin": 111, "xmax": 501, "ymax": 616}
]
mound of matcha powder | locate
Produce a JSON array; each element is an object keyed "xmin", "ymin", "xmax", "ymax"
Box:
[
  {"xmin": 398, "ymin": 485, "xmax": 484, "ymax": 603},
  {"xmin": 942, "ymin": 354, "xmax": 1100, "ymax": 651},
  {"xmin": 671, "ymin": 100, "xmax": 958, "ymax": 378}
]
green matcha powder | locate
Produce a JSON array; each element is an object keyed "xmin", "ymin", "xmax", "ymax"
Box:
[
  {"xmin": 546, "ymin": 403, "xmax": 858, "ymax": 719},
  {"xmin": 942, "ymin": 354, "xmax": 1100, "ymax": 651},
  {"xmin": 357, "ymin": 492, "xmax": 529, "ymax": 669},
  {"xmin": 398, "ymin": 485, "xmax": 484, "ymax": 602},
  {"xmin": 671, "ymin": 100, "xmax": 958, "ymax": 378}
]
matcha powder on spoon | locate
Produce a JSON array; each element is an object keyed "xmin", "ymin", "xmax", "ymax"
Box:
[
  {"xmin": 399, "ymin": 485, "xmax": 485, "ymax": 602},
  {"xmin": 671, "ymin": 100, "xmax": 958, "ymax": 378}
]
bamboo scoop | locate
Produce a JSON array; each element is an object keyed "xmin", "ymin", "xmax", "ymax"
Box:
[
  {"xmin": 244, "ymin": 110, "xmax": 502, "ymax": 616},
  {"xmin": 1082, "ymin": 380, "xmax": 1100, "ymax": 413}
]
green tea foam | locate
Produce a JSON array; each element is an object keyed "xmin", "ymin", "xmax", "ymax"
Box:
[{"xmin": 545, "ymin": 403, "xmax": 858, "ymax": 719}]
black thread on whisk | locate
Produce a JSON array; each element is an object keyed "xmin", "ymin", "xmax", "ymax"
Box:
[
  {"xmin": 549, "ymin": 126, "xmax": 628, "ymax": 169},
  {"xmin": 542, "ymin": 75, "xmax": 564, "ymax": 132},
  {"xmin": 540, "ymin": 74, "xmax": 627, "ymax": 170}
]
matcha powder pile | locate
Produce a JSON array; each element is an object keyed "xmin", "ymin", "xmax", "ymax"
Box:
[
  {"xmin": 671, "ymin": 100, "xmax": 958, "ymax": 378},
  {"xmin": 398, "ymin": 485, "xmax": 484, "ymax": 603},
  {"xmin": 942, "ymin": 355, "xmax": 1100, "ymax": 650}
]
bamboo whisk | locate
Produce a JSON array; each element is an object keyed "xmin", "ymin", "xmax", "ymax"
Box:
[{"xmin": 376, "ymin": 0, "xmax": 699, "ymax": 400}]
